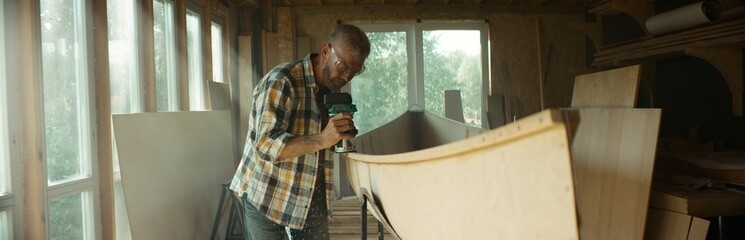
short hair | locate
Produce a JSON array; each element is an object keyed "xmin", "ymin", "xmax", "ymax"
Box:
[{"xmin": 327, "ymin": 24, "xmax": 371, "ymax": 59}]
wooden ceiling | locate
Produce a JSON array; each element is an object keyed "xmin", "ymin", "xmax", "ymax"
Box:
[{"xmin": 231, "ymin": 0, "xmax": 601, "ymax": 9}]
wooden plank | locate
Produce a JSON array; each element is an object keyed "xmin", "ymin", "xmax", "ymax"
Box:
[
  {"xmin": 208, "ymin": 81, "xmax": 231, "ymax": 110},
  {"xmin": 238, "ymin": 35, "xmax": 254, "ymax": 151},
  {"xmin": 688, "ymin": 217, "xmax": 710, "ymax": 240},
  {"xmin": 650, "ymin": 188, "xmax": 745, "ymax": 218},
  {"xmin": 296, "ymin": 36, "xmax": 311, "ymax": 59},
  {"xmin": 113, "ymin": 111, "xmax": 235, "ymax": 240},
  {"xmin": 347, "ymin": 109, "xmax": 579, "ymax": 239},
  {"xmin": 571, "ymin": 65, "xmax": 641, "ymax": 108},
  {"xmin": 644, "ymin": 208, "xmax": 710, "ymax": 240},
  {"xmin": 277, "ymin": 7, "xmax": 295, "ymax": 63},
  {"xmin": 565, "ymin": 108, "xmax": 662, "ymax": 240},
  {"xmin": 17, "ymin": 0, "xmax": 46, "ymax": 238},
  {"xmin": 443, "ymin": 90, "xmax": 465, "ymax": 123},
  {"xmin": 261, "ymin": 31, "xmax": 279, "ymax": 74},
  {"xmin": 645, "ymin": 208, "xmax": 693, "ymax": 240}
]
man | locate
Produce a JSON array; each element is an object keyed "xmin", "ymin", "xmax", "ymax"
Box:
[{"xmin": 230, "ymin": 24, "xmax": 371, "ymax": 240}]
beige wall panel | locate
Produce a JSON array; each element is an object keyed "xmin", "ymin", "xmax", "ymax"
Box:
[
  {"xmin": 565, "ymin": 108, "xmax": 661, "ymax": 240},
  {"xmin": 113, "ymin": 111, "xmax": 235, "ymax": 240},
  {"xmin": 571, "ymin": 65, "xmax": 641, "ymax": 108}
]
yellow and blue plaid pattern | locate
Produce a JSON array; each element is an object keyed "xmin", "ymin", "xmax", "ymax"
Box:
[{"xmin": 230, "ymin": 54, "xmax": 335, "ymax": 229}]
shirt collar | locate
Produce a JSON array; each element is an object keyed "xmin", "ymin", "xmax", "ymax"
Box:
[{"xmin": 302, "ymin": 53, "xmax": 318, "ymax": 88}]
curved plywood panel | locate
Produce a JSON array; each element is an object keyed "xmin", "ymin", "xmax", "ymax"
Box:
[{"xmin": 345, "ymin": 109, "xmax": 579, "ymax": 239}]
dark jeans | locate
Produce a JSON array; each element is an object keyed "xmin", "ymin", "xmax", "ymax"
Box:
[{"xmin": 242, "ymin": 175, "xmax": 329, "ymax": 240}]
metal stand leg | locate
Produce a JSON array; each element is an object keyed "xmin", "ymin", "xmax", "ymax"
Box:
[
  {"xmin": 378, "ymin": 221, "xmax": 384, "ymax": 240},
  {"xmin": 718, "ymin": 216, "xmax": 724, "ymax": 240},
  {"xmin": 211, "ymin": 182, "xmax": 245, "ymax": 240},
  {"xmin": 211, "ymin": 183, "xmax": 229, "ymax": 240},
  {"xmin": 361, "ymin": 196, "xmax": 367, "ymax": 240}
]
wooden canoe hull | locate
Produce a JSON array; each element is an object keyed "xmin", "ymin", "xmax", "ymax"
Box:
[{"xmin": 345, "ymin": 109, "xmax": 579, "ymax": 239}]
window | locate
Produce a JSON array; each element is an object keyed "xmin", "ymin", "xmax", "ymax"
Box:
[
  {"xmin": 107, "ymin": 0, "xmax": 140, "ymax": 238},
  {"xmin": 350, "ymin": 30, "xmax": 409, "ymax": 134},
  {"xmin": 354, "ymin": 23, "xmax": 489, "ymax": 133},
  {"xmin": 186, "ymin": 9, "xmax": 205, "ymax": 110},
  {"xmin": 108, "ymin": 0, "xmax": 142, "ymax": 114},
  {"xmin": 40, "ymin": 0, "xmax": 96, "ymax": 239},
  {"xmin": 153, "ymin": 0, "xmax": 179, "ymax": 111},
  {"xmin": 48, "ymin": 192, "xmax": 93, "ymax": 239},
  {"xmin": 422, "ymin": 29, "xmax": 485, "ymax": 127},
  {"xmin": 211, "ymin": 20, "xmax": 224, "ymax": 83},
  {"xmin": 0, "ymin": 210, "xmax": 10, "ymax": 240}
]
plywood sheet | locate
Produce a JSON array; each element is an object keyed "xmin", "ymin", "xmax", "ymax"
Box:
[
  {"xmin": 571, "ymin": 65, "xmax": 641, "ymax": 108},
  {"xmin": 644, "ymin": 208, "xmax": 710, "ymax": 240},
  {"xmin": 346, "ymin": 109, "xmax": 579, "ymax": 239},
  {"xmin": 352, "ymin": 111, "xmax": 415, "ymax": 155},
  {"xmin": 262, "ymin": 31, "xmax": 279, "ymax": 75},
  {"xmin": 443, "ymin": 90, "xmax": 465, "ymax": 123},
  {"xmin": 417, "ymin": 111, "xmax": 486, "ymax": 150},
  {"xmin": 565, "ymin": 108, "xmax": 661, "ymax": 240},
  {"xmin": 209, "ymin": 81, "xmax": 231, "ymax": 110},
  {"xmin": 113, "ymin": 110, "xmax": 235, "ymax": 240}
]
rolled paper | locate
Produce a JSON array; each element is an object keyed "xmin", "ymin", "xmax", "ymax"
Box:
[{"xmin": 645, "ymin": 0, "xmax": 723, "ymax": 35}]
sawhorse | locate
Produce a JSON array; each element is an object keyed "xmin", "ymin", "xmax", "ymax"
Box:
[{"xmin": 210, "ymin": 182, "xmax": 244, "ymax": 240}]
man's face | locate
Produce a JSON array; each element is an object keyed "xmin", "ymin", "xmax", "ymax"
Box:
[{"xmin": 323, "ymin": 44, "xmax": 365, "ymax": 91}]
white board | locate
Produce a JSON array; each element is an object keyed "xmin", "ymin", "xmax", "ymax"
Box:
[{"xmin": 113, "ymin": 110, "xmax": 235, "ymax": 240}]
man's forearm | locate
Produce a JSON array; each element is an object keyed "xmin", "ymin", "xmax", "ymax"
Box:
[{"xmin": 277, "ymin": 134, "xmax": 326, "ymax": 161}]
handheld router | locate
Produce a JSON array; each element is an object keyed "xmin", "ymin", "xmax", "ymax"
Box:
[{"xmin": 323, "ymin": 93, "xmax": 358, "ymax": 153}]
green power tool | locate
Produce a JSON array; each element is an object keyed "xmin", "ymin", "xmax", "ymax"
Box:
[{"xmin": 324, "ymin": 93, "xmax": 358, "ymax": 153}]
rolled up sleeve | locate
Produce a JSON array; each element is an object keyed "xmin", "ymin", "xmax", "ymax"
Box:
[{"xmin": 251, "ymin": 76, "xmax": 295, "ymax": 164}]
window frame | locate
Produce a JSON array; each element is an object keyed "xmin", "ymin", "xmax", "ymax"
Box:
[
  {"xmin": 37, "ymin": 0, "xmax": 101, "ymax": 239},
  {"xmin": 356, "ymin": 22, "xmax": 490, "ymax": 128}
]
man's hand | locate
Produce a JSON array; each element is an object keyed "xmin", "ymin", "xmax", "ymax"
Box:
[
  {"xmin": 320, "ymin": 113, "xmax": 357, "ymax": 148},
  {"xmin": 277, "ymin": 112, "xmax": 357, "ymax": 161}
]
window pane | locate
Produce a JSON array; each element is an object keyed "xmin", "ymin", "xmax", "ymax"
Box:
[
  {"xmin": 40, "ymin": 0, "xmax": 91, "ymax": 184},
  {"xmin": 0, "ymin": 210, "xmax": 10, "ymax": 240},
  {"xmin": 423, "ymin": 30, "xmax": 482, "ymax": 127},
  {"xmin": 211, "ymin": 21, "xmax": 224, "ymax": 83},
  {"xmin": 154, "ymin": 0, "xmax": 179, "ymax": 112},
  {"xmin": 0, "ymin": 0, "xmax": 9, "ymax": 196},
  {"xmin": 49, "ymin": 192, "xmax": 93, "ymax": 240},
  {"xmin": 108, "ymin": 0, "xmax": 141, "ymax": 114},
  {"xmin": 351, "ymin": 31, "xmax": 408, "ymax": 134},
  {"xmin": 187, "ymin": 10, "xmax": 205, "ymax": 110}
]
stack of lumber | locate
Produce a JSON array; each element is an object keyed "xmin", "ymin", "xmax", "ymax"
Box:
[{"xmin": 329, "ymin": 197, "xmax": 393, "ymax": 240}]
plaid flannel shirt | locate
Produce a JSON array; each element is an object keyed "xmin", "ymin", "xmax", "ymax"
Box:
[{"xmin": 230, "ymin": 53, "xmax": 335, "ymax": 229}]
